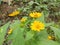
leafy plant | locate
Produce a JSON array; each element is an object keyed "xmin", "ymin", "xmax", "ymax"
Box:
[{"xmin": 0, "ymin": 0, "xmax": 60, "ymax": 45}]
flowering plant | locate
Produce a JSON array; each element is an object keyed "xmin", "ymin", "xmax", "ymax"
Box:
[{"xmin": 0, "ymin": 1, "xmax": 60, "ymax": 45}]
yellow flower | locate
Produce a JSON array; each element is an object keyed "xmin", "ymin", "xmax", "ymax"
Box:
[
  {"xmin": 48, "ymin": 36, "xmax": 54, "ymax": 40},
  {"xmin": 20, "ymin": 17, "xmax": 27, "ymax": 22},
  {"xmin": 30, "ymin": 20, "xmax": 45, "ymax": 32},
  {"xmin": 8, "ymin": 29, "xmax": 13, "ymax": 34},
  {"xmin": 8, "ymin": 10, "xmax": 20, "ymax": 16},
  {"xmin": 29, "ymin": 12, "xmax": 42, "ymax": 18},
  {"xmin": 48, "ymin": 36, "xmax": 52, "ymax": 40}
]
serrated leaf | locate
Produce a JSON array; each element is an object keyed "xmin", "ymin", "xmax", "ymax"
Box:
[{"xmin": 0, "ymin": 22, "xmax": 10, "ymax": 45}]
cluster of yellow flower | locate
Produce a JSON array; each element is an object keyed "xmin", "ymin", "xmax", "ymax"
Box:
[
  {"xmin": 20, "ymin": 12, "xmax": 45, "ymax": 32},
  {"xmin": 30, "ymin": 12, "xmax": 45, "ymax": 32},
  {"xmin": 8, "ymin": 11, "xmax": 45, "ymax": 33}
]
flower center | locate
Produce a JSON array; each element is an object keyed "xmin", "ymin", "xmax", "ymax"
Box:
[{"xmin": 36, "ymin": 25, "xmax": 40, "ymax": 29}]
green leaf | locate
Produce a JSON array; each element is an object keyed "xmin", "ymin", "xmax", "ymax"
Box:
[
  {"xmin": 38, "ymin": 40, "xmax": 60, "ymax": 45},
  {"xmin": 35, "ymin": 0, "xmax": 40, "ymax": 3},
  {"xmin": 50, "ymin": 26, "xmax": 60, "ymax": 41},
  {"xmin": 7, "ymin": 20, "xmax": 25, "ymax": 45},
  {"xmin": 25, "ymin": 31, "xmax": 34, "ymax": 41},
  {"xmin": 25, "ymin": 30, "xmax": 48, "ymax": 45},
  {"xmin": 37, "ymin": 30, "xmax": 48, "ymax": 40},
  {"xmin": 11, "ymin": 28, "xmax": 25, "ymax": 45},
  {"xmin": 50, "ymin": 26, "xmax": 60, "ymax": 37},
  {"xmin": 37, "ymin": 12, "xmax": 45, "ymax": 23},
  {"xmin": 45, "ymin": 22, "xmax": 54, "ymax": 27},
  {"xmin": 0, "ymin": 22, "xmax": 10, "ymax": 45},
  {"xmin": 28, "ymin": 1, "xmax": 34, "ymax": 6},
  {"xmin": 37, "ymin": 29, "xmax": 60, "ymax": 45},
  {"xmin": 0, "ymin": 0, "xmax": 1, "ymax": 4},
  {"xmin": 43, "ymin": 10, "xmax": 49, "ymax": 17}
]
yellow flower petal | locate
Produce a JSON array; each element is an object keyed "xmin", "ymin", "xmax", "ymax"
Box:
[
  {"xmin": 48, "ymin": 36, "xmax": 55, "ymax": 40},
  {"xmin": 20, "ymin": 17, "xmax": 27, "ymax": 22},
  {"xmin": 48, "ymin": 36, "xmax": 52, "ymax": 40},
  {"xmin": 9, "ymin": 10, "xmax": 20, "ymax": 16},
  {"xmin": 8, "ymin": 29, "xmax": 13, "ymax": 34},
  {"xmin": 29, "ymin": 12, "xmax": 42, "ymax": 18}
]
